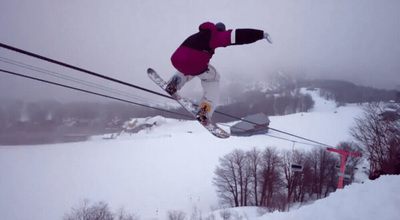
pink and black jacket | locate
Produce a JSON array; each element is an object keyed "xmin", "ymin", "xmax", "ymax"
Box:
[{"xmin": 171, "ymin": 22, "xmax": 264, "ymax": 75}]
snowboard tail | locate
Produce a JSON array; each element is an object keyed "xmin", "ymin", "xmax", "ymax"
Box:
[{"xmin": 147, "ymin": 68, "xmax": 230, "ymax": 139}]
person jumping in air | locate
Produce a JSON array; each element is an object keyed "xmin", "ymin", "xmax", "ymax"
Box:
[{"xmin": 166, "ymin": 22, "xmax": 273, "ymax": 122}]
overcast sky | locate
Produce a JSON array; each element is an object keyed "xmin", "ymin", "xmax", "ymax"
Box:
[{"xmin": 0, "ymin": 0, "xmax": 399, "ymax": 103}]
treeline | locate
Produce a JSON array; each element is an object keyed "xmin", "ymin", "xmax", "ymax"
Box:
[
  {"xmin": 0, "ymin": 100, "xmax": 178, "ymax": 133},
  {"xmin": 213, "ymin": 142, "xmax": 362, "ymax": 211},
  {"xmin": 0, "ymin": 89, "xmax": 315, "ymax": 134},
  {"xmin": 215, "ymin": 89, "xmax": 314, "ymax": 122},
  {"xmin": 300, "ymin": 79, "xmax": 400, "ymax": 104},
  {"xmin": 0, "ymin": 99, "xmax": 180, "ymax": 145},
  {"xmin": 63, "ymin": 199, "xmax": 138, "ymax": 220}
]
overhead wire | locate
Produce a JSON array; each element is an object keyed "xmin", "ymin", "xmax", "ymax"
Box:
[
  {"xmin": 0, "ymin": 42, "xmax": 171, "ymax": 99},
  {"xmin": 0, "ymin": 56, "xmax": 169, "ymax": 106},
  {"xmin": 0, "ymin": 68, "xmax": 192, "ymax": 119},
  {"xmin": 0, "ymin": 42, "xmax": 333, "ymax": 148}
]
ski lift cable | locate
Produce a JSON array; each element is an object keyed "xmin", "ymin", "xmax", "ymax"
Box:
[
  {"xmin": 0, "ymin": 68, "xmax": 192, "ymax": 119},
  {"xmin": 265, "ymin": 133, "xmax": 320, "ymax": 148},
  {"xmin": 0, "ymin": 56, "xmax": 169, "ymax": 107},
  {"xmin": 0, "ymin": 42, "xmax": 172, "ymax": 100},
  {"xmin": 0, "ymin": 43, "xmax": 334, "ymax": 147},
  {"xmin": 217, "ymin": 116, "xmax": 331, "ymax": 147},
  {"xmin": 216, "ymin": 110, "xmax": 332, "ymax": 147}
]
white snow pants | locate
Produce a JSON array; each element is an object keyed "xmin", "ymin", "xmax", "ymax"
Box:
[{"xmin": 169, "ymin": 64, "xmax": 220, "ymax": 118}]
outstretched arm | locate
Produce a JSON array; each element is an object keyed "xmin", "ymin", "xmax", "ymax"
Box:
[
  {"xmin": 231, "ymin": 29, "xmax": 272, "ymax": 45},
  {"xmin": 210, "ymin": 26, "xmax": 272, "ymax": 49}
]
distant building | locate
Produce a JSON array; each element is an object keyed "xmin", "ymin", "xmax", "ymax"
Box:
[
  {"xmin": 380, "ymin": 100, "xmax": 400, "ymax": 121},
  {"xmin": 230, "ymin": 113, "xmax": 270, "ymax": 137}
]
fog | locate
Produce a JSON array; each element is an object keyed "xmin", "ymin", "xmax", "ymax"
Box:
[{"xmin": 1, "ymin": 0, "xmax": 399, "ymax": 103}]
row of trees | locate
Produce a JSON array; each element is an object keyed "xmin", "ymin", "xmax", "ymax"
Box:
[
  {"xmin": 213, "ymin": 143, "xmax": 362, "ymax": 211},
  {"xmin": 0, "ymin": 100, "xmax": 149, "ymax": 130},
  {"xmin": 300, "ymin": 79, "xmax": 400, "ymax": 104},
  {"xmin": 216, "ymin": 89, "xmax": 314, "ymax": 122},
  {"xmin": 214, "ymin": 103, "xmax": 400, "ymax": 211},
  {"xmin": 64, "ymin": 200, "xmax": 234, "ymax": 220},
  {"xmin": 1, "ymin": 89, "xmax": 315, "ymax": 128},
  {"xmin": 63, "ymin": 200, "xmax": 138, "ymax": 220}
]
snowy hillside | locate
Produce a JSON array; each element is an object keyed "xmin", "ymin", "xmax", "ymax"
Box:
[
  {"xmin": 213, "ymin": 175, "xmax": 400, "ymax": 220},
  {"xmin": 0, "ymin": 89, "xmax": 398, "ymax": 220},
  {"xmin": 263, "ymin": 175, "xmax": 400, "ymax": 220}
]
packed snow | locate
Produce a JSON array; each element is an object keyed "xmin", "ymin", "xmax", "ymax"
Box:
[
  {"xmin": 1, "ymin": 89, "xmax": 399, "ymax": 220},
  {"xmin": 211, "ymin": 175, "xmax": 400, "ymax": 220}
]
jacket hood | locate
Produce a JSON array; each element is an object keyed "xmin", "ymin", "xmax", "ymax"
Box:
[{"xmin": 199, "ymin": 22, "xmax": 217, "ymax": 35}]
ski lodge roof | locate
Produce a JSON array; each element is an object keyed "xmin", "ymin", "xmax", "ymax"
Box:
[{"xmin": 230, "ymin": 113, "xmax": 270, "ymax": 136}]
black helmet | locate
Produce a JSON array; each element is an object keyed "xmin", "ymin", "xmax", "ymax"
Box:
[{"xmin": 215, "ymin": 22, "xmax": 226, "ymax": 31}]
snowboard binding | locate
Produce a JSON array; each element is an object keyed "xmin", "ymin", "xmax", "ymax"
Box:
[
  {"xmin": 196, "ymin": 102, "xmax": 211, "ymax": 124},
  {"xmin": 166, "ymin": 75, "xmax": 181, "ymax": 95}
]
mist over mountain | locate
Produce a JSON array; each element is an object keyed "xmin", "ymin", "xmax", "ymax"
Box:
[{"xmin": 1, "ymin": 77, "xmax": 398, "ymax": 145}]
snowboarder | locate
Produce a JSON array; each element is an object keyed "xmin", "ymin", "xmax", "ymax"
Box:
[{"xmin": 166, "ymin": 22, "xmax": 273, "ymax": 122}]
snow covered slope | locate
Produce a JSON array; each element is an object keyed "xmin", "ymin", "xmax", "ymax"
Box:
[
  {"xmin": 0, "ymin": 89, "xmax": 397, "ymax": 220},
  {"xmin": 212, "ymin": 175, "xmax": 400, "ymax": 220},
  {"xmin": 264, "ymin": 175, "xmax": 400, "ymax": 220}
]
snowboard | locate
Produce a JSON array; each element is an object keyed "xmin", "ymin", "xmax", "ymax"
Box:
[{"xmin": 147, "ymin": 68, "xmax": 230, "ymax": 139}]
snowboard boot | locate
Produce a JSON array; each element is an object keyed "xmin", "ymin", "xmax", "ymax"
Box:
[
  {"xmin": 197, "ymin": 102, "xmax": 211, "ymax": 123},
  {"xmin": 166, "ymin": 75, "xmax": 181, "ymax": 96}
]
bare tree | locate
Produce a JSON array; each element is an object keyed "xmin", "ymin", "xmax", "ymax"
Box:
[
  {"xmin": 306, "ymin": 148, "xmax": 337, "ymax": 199},
  {"xmin": 219, "ymin": 208, "xmax": 231, "ymax": 220},
  {"xmin": 63, "ymin": 200, "xmax": 113, "ymax": 220},
  {"xmin": 281, "ymin": 149, "xmax": 306, "ymax": 210},
  {"xmin": 258, "ymin": 147, "xmax": 282, "ymax": 209},
  {"xmin": 351, "ymin": 104, "xmax": 400, "ymax": 176},
  {"xmin": 190, "ymin": 206, "xmax": 203, "ymax": 220},
  {"xmin": 64, "ymin": 200, "xmax": 138, "ymax": 220},
  {"xmin": 168, "ymin": 210, "xmax": 186, "ymax": 220},
  {"xmin": 296, "ymin": 154, "xmax": 314, "ymax": 203},
  {"xmin": 246, "ymin": 148, "xmax": 263, "ymax": 206},
  {"xmin": 213, "ymin": 149, "xmax": 251, "ymax": 207},
  {"xmin": 115, "ymin": 208, "xmax": 139, "ymax": 220}
]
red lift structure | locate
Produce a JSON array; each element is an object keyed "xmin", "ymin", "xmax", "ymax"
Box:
[{"xmin": 327, "ymin": 148, "xmax": 362, "ymax": 189}]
